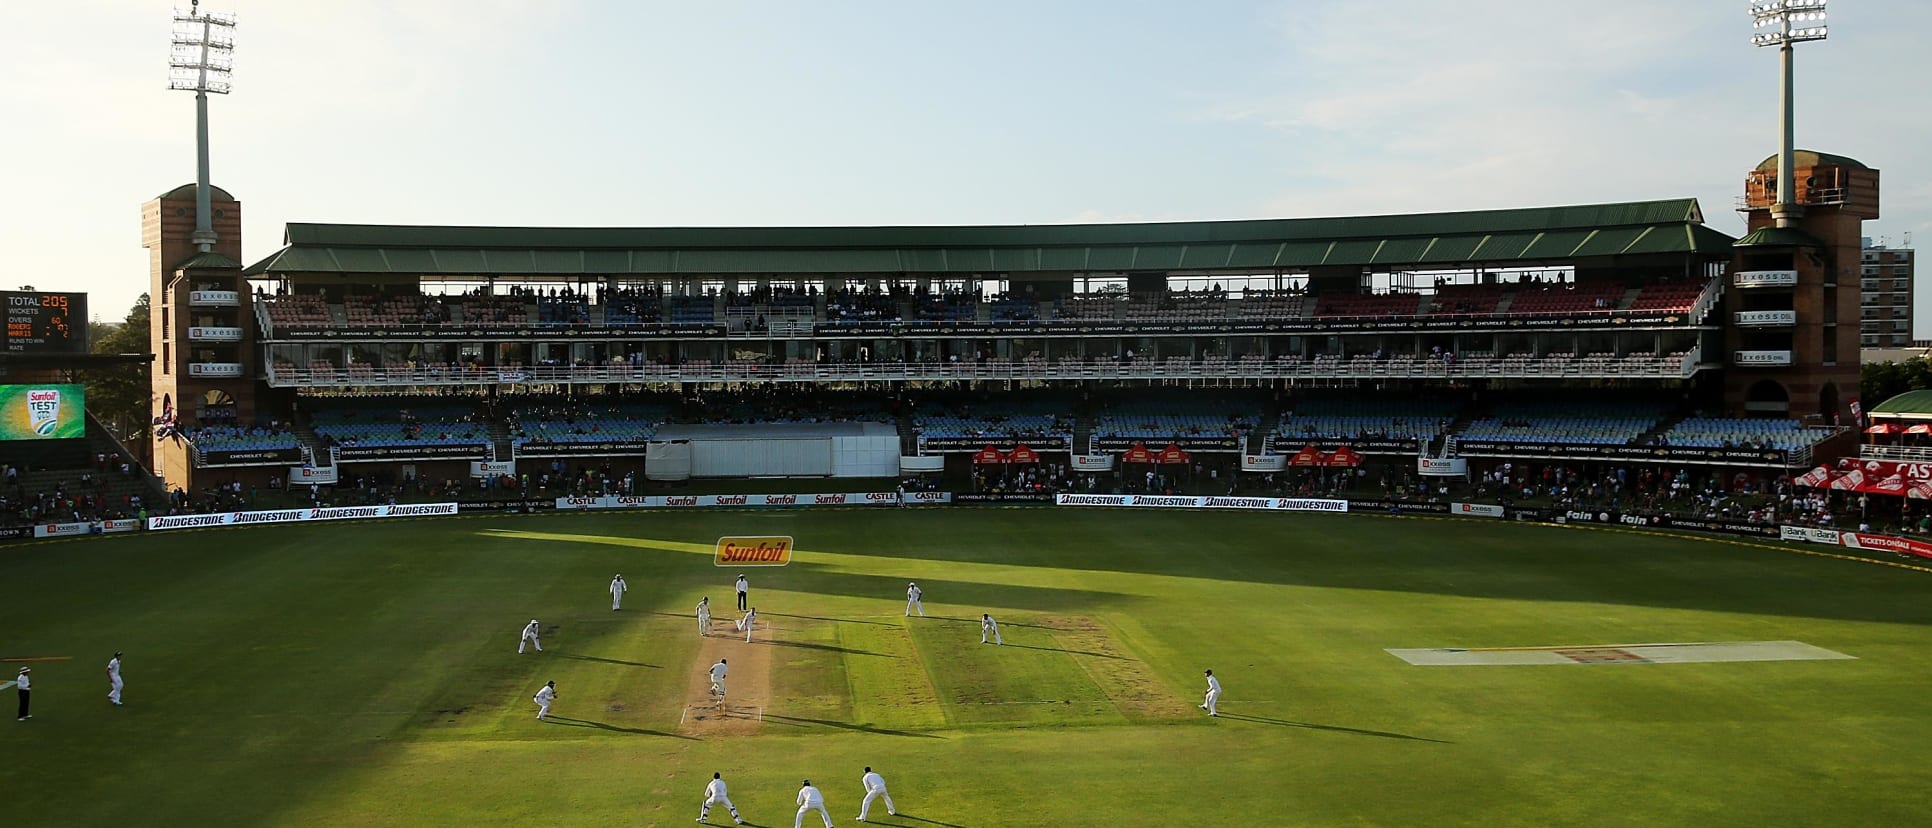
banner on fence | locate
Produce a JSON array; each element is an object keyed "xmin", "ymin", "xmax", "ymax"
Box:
[
  {"xmin": 469, "ymin": 461, "xmax": 514, "ymax": 478},
  {"xmin": 1241, "ymin": 454, "xmax": 1289, "ymax": 473},
  {"xmin": 1054, "ymin": 494, "xmax": 1348, "ymax": 513},
  {"xmin": 1780, "ymin": 525, "xmax": 1844, "ymax": 545},
  {"xmin": 553, "ymin": 492, "xmax": 905, "ymax": 510},
  {"xmin": 1451, "ymin": 502, "xmax": 1505, "ymax": 518},
  {"xmin": 291, "ymin": 465, "xmax": 339, "ymax": 485},
  {"xmin": 145, "ymin": 502, "xmax": 459, "ymax": 532},
  {"xmin": 1838, "ymin": 532, "xmax": 1932, "ymax": 560},
  {"xmin": 34, "ymin": 521, "xmax": 95, "ymax": 538}
]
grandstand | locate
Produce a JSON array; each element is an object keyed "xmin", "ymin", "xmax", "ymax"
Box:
[{"xmin": 127, "ymin": 194, "xmax": 1873, "ymax": 495}]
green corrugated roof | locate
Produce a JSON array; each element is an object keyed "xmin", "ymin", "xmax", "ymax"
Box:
[
  {"xmin": 1733, "ymin": 227, "xmax": 1824, "ymax": 248},
  {"xmin": 1872, "ymin": 390, "xmax": 1932, "ymax": 419},
  {"xmin": 174, "ymin": 250, "xmax": 241, "ymax": 270},
  {"xmin": 245, "ymin": 199, "xmax": 1733, "ymax": 276}
]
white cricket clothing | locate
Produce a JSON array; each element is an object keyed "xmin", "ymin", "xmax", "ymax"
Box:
[
  {"xmin": 610, "ymin": 576, "xmax": 628, "ymax": 610},
  {"xmin": 739, "ymin": 609, "xmax": 757, "ymax": 642},
  {"xmin": 702, "ymin": 778, "xmax": 740, "ymax": 821},
  {"xmin": 533, "ymin": 685, "xmax": 555, "ymax": 719},
  {"xmin": 1204, "ymin": 674, "xmax": 1222, "ymax": 716},
  {"xmin": 905, "ymin": 585, "xmax": 924, "ymax": 617},
  {"xmin": 981, "ymin": 616, "xmax": 1002, "ymax": 645},
  {"xmin": 709, "ymin": 661, "xmax": 729, "ymax": 697},
  {"xmin": 107, "ymin": 657, "xmax": 123, "ymax": 704},
  {"xmin": 859, "ymin": 772, "xmax": 895, "ymax": 819},
  {"xmin": 795, "ymin": 785, "xmax": 832, "ymax": 828},
  {"xmin": 519, "ymin": 621, "xmax": 543, "ymax": 653}
]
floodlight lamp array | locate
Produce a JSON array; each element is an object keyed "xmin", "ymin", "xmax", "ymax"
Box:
[
  {"xmin": 168, "ymin": 7, "xmax": 237, "ymax": 93},
  {"xmin": 1750, "ymin": 0, "xmax": 1828, "ymax": 46}
]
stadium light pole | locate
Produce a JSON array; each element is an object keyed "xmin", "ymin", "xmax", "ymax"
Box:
[
  {"xmin": 1750, "ymin": 0, "xmax": 1828, "ymax": 229},
  {"xmin": 169, "ymin": 0, "xmax": 237, "ymax": 253}
]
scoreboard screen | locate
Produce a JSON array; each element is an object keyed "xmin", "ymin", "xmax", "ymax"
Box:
[{"xmin": 3, "ymin": 291, "xmax": 87, "ymax": 354}]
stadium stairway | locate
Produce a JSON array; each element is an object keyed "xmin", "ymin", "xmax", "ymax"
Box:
[
  {"xmin": 1616, "ymin": 286, "xmax": 1643, "ymax": 311},
  {"xmin": 1248, "ymin": 399, "xmax": 1282, "ymax": 454},
  {"xmin": 487, "ymin": 417, "xmax": 514, "ymax": 462},
  {"xmin": 1636, "ymin": 412, "xmax": 1686, "ymax": 446}
]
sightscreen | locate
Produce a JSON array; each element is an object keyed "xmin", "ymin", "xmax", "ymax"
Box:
[{"xmin": 0, "ymin": 384, "xmax": 86, "ymax": 440}]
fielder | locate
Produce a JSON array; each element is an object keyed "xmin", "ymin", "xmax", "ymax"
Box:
[
  {"xmin": 905, "ymin": 582, "xmax": 924, "ymax": 617},
  {"xmin": 857, "ymin": 766, "xmax": 895, "ymax": 822},
  {"xmin": 709, "ymin": 658, "xmax": 729, "ymax": 705},
  {"xmin": 795, "ymin": 779, "xmax": 834, "ymax": 828},
  {"xmin": 533, "ymin": 680, "xmax": 556, "ymax": 720},
  {"xmin": 697, "ymin": 596, "xmax": 713, "ymax": 635},
  {"xmin": 519, "ymin": 619, "xmax": 544, "ymax": 653},
  {"xmin": 699, "ymin": 771, "xmax": 744, "ymax": 824},
  {"xmin": 107, "ymin": 652, "xmax": 123, "ymax": 706},
  {"xmin": 980, "ymin": 613, "xmax": 1002, "ymax": 645},
  {"xmin": 1202, "ymin": 669, "xmax": 1221, "ymax": 717},
  {"xmin": 735, "ymin": 573, "xmax": 749, "ymax": 612},
  {"xmin": 610, "ymin": 573, "xmax": 628, "ymax": 611},
  {"xmin": 737, "ymin": 607, "xmax": 758, "ymax": 643}
]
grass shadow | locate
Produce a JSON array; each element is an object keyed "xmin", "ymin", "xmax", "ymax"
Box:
[
  {"xmin": 555, "ymin": 653, "xmax": 659, "ymax": 668},
  {"xmin": 761, "ymin": 712, "xmax": 944, "ymax": 739},
  {"xmin": 763, "ymin": 638, "xmax": 894, "ymax": 658},
  {"xmin": 1214, "ymin": 712, "xmax": 1450, "ymax": 743},
  {"xmin": 543, "ymin": 715, "xmax": 700, "ymax": 740}
]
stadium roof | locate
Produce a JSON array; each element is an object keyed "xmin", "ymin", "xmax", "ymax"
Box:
[
  {"xmin": 244, "ymin": 199, "xmax": 1736, "ymax": 276},
  {"xmin": 1733, "ymin": 227, "xmax": 1825, "ymax": 249},
  {"xmin": 1871, "ymin": 391, "xmax": 1932, "ymax": 420},
  {"xmin": 1753, "ymin": 150, "xmax": 1870, "ymax": 172}
]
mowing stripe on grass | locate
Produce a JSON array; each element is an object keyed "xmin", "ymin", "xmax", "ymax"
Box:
[
  {"xmin": 1388, "ymin": 640, "xmax": 1856, "ymax": 666},
  {"xmin": 0, "ymin": 656, "xmax": 72, "ymax": 663},
  {"xmin": 1382, "ymin": 514, "xmax": 1932, "ymax": 575}
]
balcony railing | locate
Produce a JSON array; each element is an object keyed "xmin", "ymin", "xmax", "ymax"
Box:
[{"xmin": 266, "ymin": 354, "xmax": 1707, "ymax": 388}]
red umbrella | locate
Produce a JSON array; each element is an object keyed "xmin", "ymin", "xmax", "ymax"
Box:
[
  {"xmin": 1828, "ymin": 470, "xmax": 1866, "ymax": 490},
  {"xmin": 1288, "ymin": 445, "xmax": 1326, "ymax": 467},
  {"xmin": 1867, "ymin": 422, "xmax": 1904, "ymax": 435},
  {"xmin": 1121, "ymin": 443, "xmax": 1155, "ymax": 464},
  {"xmin": 1909, "ymin": 481, "xmax": 1932, "ymax": 500},
  {"xmin": 972, "ymin": 446, "xmax": 1007, "ymax": 464},
  {"xmin": 1008, "ymin": 444, "xmax": 1040, "ymax": 464},
  {"xmin": 1155, "ymin": 444, "xmax": 1191, "ymax": 465},
  {"xmin": 1908, "ymin": 424, "xmax": 1932, "ymax": 435},
  {"xmin": 1862, "ymin": 474, "xmax": 1908, "ymax": 496},
  {"xmin": 1325, "ymin": 445, "xmax": 1364, "ymax": 468}
]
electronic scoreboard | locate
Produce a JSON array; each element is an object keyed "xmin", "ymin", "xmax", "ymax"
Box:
[{"xmin": 3, "ymin": 291, "xmax": 87, "ymax": 354}]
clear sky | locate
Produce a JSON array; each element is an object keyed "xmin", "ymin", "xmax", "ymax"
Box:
[{"xmin": 3, "ymin": 1, "xmax": 1927, "ymax": 330}]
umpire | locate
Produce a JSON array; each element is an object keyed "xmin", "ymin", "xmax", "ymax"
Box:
[{"xmin": 14, "ymin": 667, "xmax": 30, "ymax": 721}]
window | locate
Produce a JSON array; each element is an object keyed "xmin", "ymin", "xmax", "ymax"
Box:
[
  {"xmin": 1896, "ymin": 321, "xmax": 1911, "ymax": 332},
  {"xmin": 1862, "ymin": 335, "xmax": 1880, "ymax": 346},
  {"xmin": 161, "ymin": 343, "xmax": 171, "ymax": 374}
]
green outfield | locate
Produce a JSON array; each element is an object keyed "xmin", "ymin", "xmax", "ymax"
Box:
[{"xmin": 6, "ymin": 508, "xmax": 1932, "ymax": 826}]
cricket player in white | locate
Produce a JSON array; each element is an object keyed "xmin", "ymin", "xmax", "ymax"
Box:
[
  {"xmin": 699, "ymin": 771, "xmax": 743, "ymax": 824},
  {"xmin": 856, "ymin": 766, "xmax": 895, "ymax": 821},
  {"xmin": 610, "ymin": 573, "xmax": 628, "ymax": 611},
  {"xmin": 106, "ymin": 652, "xmax": 123, "ymax": 706},
  {"xmin": 980, "ymin": 613, "xmax": 1002, "ymax": 645},
  {"xmin": 708, "ymin": 658, "xmax": 729, "ymax": 703},
  {"xmin": 905, "ymin": 582, "xmax": 924, "ymax": 617},
  {"xmin": 697, "ymin": 597, "xmax": 712, "ymax": 635},
  {"xmin": 737, "ymin": 607, "xmax": 758, "ymax": 643},
  {"xmin": 533, "ymin": 680, "xmax": 556, "ymax": 720},
  {"xmin": 795, "ymin": 779, "xmax": 833, "ymax": 828},
  {"xmin": 1202, "ymin": 669, "xmax": 1221, "ymax": 716},
  {"xmin": 519, "ymin": 619, "xmax": 544, "ymax": 653}
]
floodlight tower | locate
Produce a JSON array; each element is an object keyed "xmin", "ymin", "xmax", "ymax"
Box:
[
  {"xmin": 169, "ymin": 0, "xmax": 236, "ymax": 252},
  {"xmin": 1750, "ymin": 0, "xmax": 1828, "ymax": 229}
]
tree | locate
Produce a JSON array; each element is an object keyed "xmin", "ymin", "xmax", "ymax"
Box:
[{"xmin": 80, "ymin": 294, "xmax": 151, "ymax": 445}]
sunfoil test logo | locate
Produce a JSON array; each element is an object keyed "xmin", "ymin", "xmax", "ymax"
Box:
[
  {"xmin": 27, "ymin": 389, "xmax": 60, "ymax": 436},
  {"xmin": 714, "ymin": 536, "xmax": 794, "ymax": 567}
]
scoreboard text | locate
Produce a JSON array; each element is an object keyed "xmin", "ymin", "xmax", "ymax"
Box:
[{"xmin": 4, "ymin": 292, "xmax": 87, "ymax": 354}]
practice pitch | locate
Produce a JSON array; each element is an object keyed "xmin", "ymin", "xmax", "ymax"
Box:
[{"xmin": 1386, "ymin": 640, "xmax": 1857, "ymax": 666}]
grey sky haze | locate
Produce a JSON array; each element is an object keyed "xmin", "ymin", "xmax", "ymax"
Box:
[{"xmin": 3, "ymin": 1, "xmax": 1926, "ymax": 329}]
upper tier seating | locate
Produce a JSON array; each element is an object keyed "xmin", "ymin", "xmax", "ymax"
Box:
[
  {"xmin": 914, "ymin": 398, "xmax": 1074, "ymax": 444},
  {"xmin": 1663, "ymin": 418, "xmax": 1822, "ymax": 451},
  {"xmin": 510, "ymin": 400, "xmax": 671, "ymax": 447},
  {"xmin": 666, "ymin": 296, "xmax": 717, "ymax": 325},
  {"xmin": 1238, "ymin": 290, "xmax": 1306, "ymax": 320},
  {"xmin": 988, "ymin": 294, "xmax": 1040, "ymax": 323},
  {"xmin": 1507, "ymin": 282, "xmax": 1624, "ymax": 315},
  {"xmin": 1460, "ymin": 401, "xmax": 1670, "ymax": 445},
  {"xmin": 1091, "ymin": 396, "xmax": 1261, "ymax": 442},
  {"xmin": 1312, "ymin": 293, "xmax": 1425, "ymax": 318},
  {"xmin": 189, "ymin": 425, "xmax": 300, "ymax": 454},
  {"xmin": 1276, "ymin": 398, "xmax": 1457, "ymax": 442},
  {"xmin": 310, "ymin": 398, "xmax": 488, "ymax": 449},
  {"xmin": 262, "ymin": 294, "xmax": 332, "ymax": 328},
  {"xmin": 1629, "ymin": 282, "xmax": 1705, "ymax": 313},
  {"xmin": 1428, "ymin": 284, "xmax": 1507, "ymax": 315},
  {"xmin": 1054, "ymin": 295, "xmax": 1120, "ymax": 321}
]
